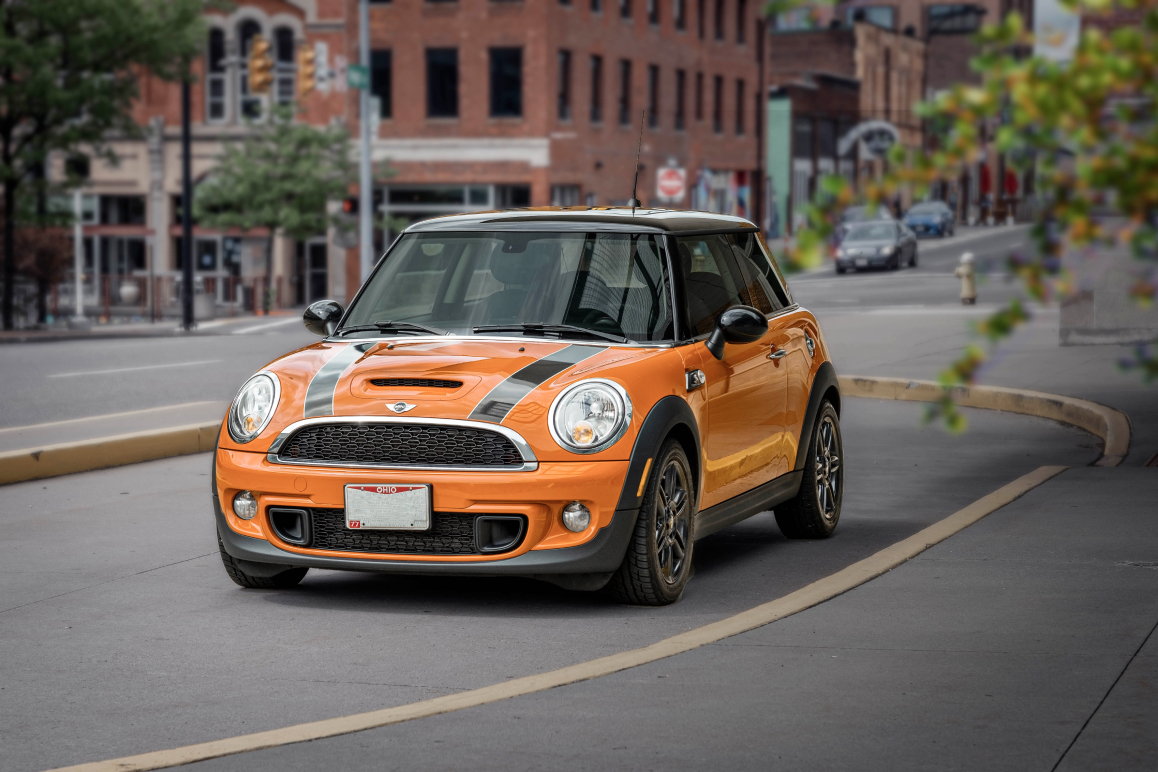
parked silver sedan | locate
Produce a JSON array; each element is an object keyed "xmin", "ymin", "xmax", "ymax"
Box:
[{"xmin": 834, "ymin": 221, "xmax": 918, "ymax": 273}]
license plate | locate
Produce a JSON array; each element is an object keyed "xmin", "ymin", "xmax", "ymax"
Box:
[
  {"xmin": 344, "ymin": 484, "xmax": 431, "ymax": 530},
  {"xmin": 855, "ymin": 258, "xmax": 868, "ymax": 267}
]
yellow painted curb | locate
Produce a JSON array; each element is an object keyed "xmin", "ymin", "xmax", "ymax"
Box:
[
  {"xmin": 837, "ymin": 375, "xmax": 1130, "ymax": 467},
  {"xmin": 45, "ymin": 464, "xmax": 1067, "ymax": 772},
  {"xmin": 0, "ymin": 422, "xmax": 220, "ymax": 486}
]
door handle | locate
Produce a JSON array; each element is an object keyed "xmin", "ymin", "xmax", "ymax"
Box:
[{"xmin": 768, "ymin": 349, "xmax": 788, "ymax": 360}]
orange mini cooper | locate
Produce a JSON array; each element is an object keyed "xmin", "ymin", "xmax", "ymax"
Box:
[{"xmin": 213, "ymin": 208, "xmax": 843, "ymax": 605}]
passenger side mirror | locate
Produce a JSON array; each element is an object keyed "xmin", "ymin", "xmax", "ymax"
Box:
[
  {"xmin": 303, "ymin": 299, "xmax": 345, "ymax": 336},
  {"xmin": 705, "ymin": 305, "xmax": 768, "ymax": 360}
]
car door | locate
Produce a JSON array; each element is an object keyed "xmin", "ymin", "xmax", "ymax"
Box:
[{"xmin": 674, "ymin": 233, "xmax": 787, "ymax": 510}]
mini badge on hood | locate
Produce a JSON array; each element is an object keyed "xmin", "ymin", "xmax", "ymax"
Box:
[{"xmin": 390, "ymin": 402, "xmax": 417, "ymax": 414}]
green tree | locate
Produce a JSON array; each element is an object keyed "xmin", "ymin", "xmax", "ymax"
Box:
[
  {"xmin": 194, "ymin": 107, "xmax": 356, "ymax": 314},
  {"xmin": 0, "ymin": 0, "xmax": 208, "ymax": 329},
  {"xmin": 768, "ymin": 0, "xmax": 1158, "ymax": 427}
]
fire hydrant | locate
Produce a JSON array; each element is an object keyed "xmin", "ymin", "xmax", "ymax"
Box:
[{"xmin": 954, "ymin": 252, "xmax": 977, "ymax": 305}]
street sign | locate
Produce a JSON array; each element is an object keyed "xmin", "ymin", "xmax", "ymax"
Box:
[
  {"xmin": 348, "ymin": 64, "xmax": 369, "ymax": 91},
  {"xmin": 656, "ymin": 167, "xmax": 686, "ymax": 203}
]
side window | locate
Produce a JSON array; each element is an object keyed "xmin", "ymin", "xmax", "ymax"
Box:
[
  {"xmin": 674, "ymin": 234, "xmax": 752, "ymax": 336},
  {"xmin": 730, "ymin": 231, "xmax": 790, "ymax": 309}
]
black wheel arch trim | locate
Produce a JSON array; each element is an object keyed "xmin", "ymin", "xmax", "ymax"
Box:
[
  {"xmin": 794, "ymin": 361, "xmax": 841, "ymax": 473},
  {"xmin": 614, "ymin": 395, "xmax": 702, "ymax": 512}
]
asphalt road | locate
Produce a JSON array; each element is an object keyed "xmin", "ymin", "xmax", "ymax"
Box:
[{"xmin": 4, "ymin": 223, "xmax": 1157, "ymax": 771}]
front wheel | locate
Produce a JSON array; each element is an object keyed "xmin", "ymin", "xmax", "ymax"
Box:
[
  {"xmin": 219, "ymin": 536, "xmax": 308, "ymax": 589},
  {"xmin": 776, "ymin": 402, "xmax": 843, "ymax": 539},
  {"xmin": 609, "ymin": 440, "xmax": 695, "ymax": 606},
  {"xmin": 909, "ymin": 249, "xmax": 918, "ymax": 268}
]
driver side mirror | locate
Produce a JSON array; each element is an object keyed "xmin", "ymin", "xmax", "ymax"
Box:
[
  {"xmin": 705, "ymin": 305, "xmax": 768, "ymax": 360},
  {"xmin": 303, "ymin": 299, "xmax": 345, "ymax": 337}
]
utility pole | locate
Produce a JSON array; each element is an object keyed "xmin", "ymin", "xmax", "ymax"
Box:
[
  {"xmin": 358, "ymin": 0, "xmax": 373, "ymax": 286},
  {"xmin": 181, "ymin": 75, "xmax": 194, "ymax": 331}
]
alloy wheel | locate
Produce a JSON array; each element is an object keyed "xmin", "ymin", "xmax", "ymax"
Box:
[
  {"xmin": 814, "ymin": 415, "xmax": 842, "ymax": 522},
  {"xmin": 654, "ymin": 459, "xmax": 691, "ymax": 584}
]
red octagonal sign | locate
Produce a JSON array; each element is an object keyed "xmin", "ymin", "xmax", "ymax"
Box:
[{"xmin": 656, "ymin": 167, "xmax": 686, "ymax": 203}]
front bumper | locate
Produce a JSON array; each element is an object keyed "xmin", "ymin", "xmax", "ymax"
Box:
[
  {"xmin": 213, "ymin": 448, "xmax": 640, "ymax": 578},
  {"xmin": 837, "ymin": 256, "xmax": 892, "ymax": 270}
]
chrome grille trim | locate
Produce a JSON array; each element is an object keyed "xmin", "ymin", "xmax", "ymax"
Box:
[{"xmin": 266, "ymin": 416, "xmax": 539, "ymax": 472}]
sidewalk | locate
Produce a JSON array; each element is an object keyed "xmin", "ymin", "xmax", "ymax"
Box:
[{"xmin": 0, "ymin": 310, "xmax": 301, "ymax": 344}]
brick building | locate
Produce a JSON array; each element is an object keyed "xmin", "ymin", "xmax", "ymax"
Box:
[
  {"xmin": 62, "ymin": 0, "xmax": 767, "ymax": 316},
  {"xmin": 363, "ymin": 0, "xmax": 765, "ymax": 294}
]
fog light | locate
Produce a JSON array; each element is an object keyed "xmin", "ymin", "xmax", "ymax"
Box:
[
  {"xmin": 233, "ymin": 491, "xmax": 258, "ymax": 520},
  {"xmin": 562, "ymin": 501, "xmax": 591, "ymax": 533}
]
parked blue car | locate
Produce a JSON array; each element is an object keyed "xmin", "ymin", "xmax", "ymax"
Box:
[{"xmin": 903, "ymin": 201, "xmax": 956, "ymax": 238}]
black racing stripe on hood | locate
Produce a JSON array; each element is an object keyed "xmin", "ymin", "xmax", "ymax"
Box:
[
  {"xmin": 468, "ymin": 344, "xmax": 603, "ymax": 423},
  {"xmin": 303, "ymin": 342, "xmax": 375, "ymax": 418}
]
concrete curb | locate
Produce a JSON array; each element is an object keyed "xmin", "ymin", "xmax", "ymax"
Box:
[
  {"xmin": 0, "ymin": 422, "xmax": 220, "ymax": 486},
  {"xmin": 0, "ymin": 375, "xmax": 1131, "ymax": 486},
  {"xmin": 838, "ymin": 375, "xmax": 1130, "ymax": 467}
]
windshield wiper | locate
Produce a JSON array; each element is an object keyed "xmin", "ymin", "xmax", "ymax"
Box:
[
  {"xmin": 336, "ymin": 320, "xmax": 447, "ymax": 337},
  {"xmin": 472, "ymin": 323, "xmax": 628, "ymax": 344}
]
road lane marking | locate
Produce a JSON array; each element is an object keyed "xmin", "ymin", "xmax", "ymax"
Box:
[
  {"xmin": 45, "ymin": 465, "xmax": 1068, "ymax": 772},
  {"xmin": 0, "ymin": 402, "xmax": 223, "ymax": 434},
  {"xmin": 46, "ymin": 360, "xmax": 223, "ymax": 378},
  {"xmin": 231, "ymin": 317, "xmax": 301, "ymax": 334}
]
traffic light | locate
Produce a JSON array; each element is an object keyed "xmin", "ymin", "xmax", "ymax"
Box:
[
  {"xmin": 297, "ymin": 46, "xmax": 316, "ymax": 98},
  {"xmin": 248, "ymin": 34, "xmax": 274, "ymax": 94}
]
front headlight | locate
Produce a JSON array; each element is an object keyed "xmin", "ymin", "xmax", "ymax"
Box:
[
  {"xmin": 880, "ymin": 245, "xmax": 895, "ymax": 256},
  {"xmin": 836, "ymin": 248, "xmax": 846, "ymax": 258},
  {"xmin": 548, "ymin": 379, "xmax": 632, "ymax": 454},
  {"xmin": 228, "ymin": 372, "xmax": 280, "ymax": 443}
]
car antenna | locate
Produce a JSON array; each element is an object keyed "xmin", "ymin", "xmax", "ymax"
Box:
[{"xmin": 628, "ymin": 110, "xmax": 644, "ymax": 215}]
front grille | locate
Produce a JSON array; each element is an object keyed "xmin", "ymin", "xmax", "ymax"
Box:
[
  {"xmin": 370, "ymin": 378, "xmax": 463, "ymax": 389},
  {"xmin": 309, "ymin": 509, "xmax": 516, "ymax": 555},
  {"xmin": 277, "ymin": 423, "xmax": 524, "ymax": 467}
]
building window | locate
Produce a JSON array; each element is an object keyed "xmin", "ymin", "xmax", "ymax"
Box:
[
  {"xmin": 927, "ymin": 4, "xmax": 983, "ymax": 34},
  {"xmin": 426, "ymin": 48, "xmax": 459, "ymax": 118},
  {"xmin": 847, "ymin": 6, "xmax": 895, "ymax": 30},
  {"xmin": 371, "ymin": 49, "xmax": 392, "ymax": 118},
  {"xmin": 675, "ymin": 68, "xmax": 686, "ymax": 130},
  {"xmin": 734, "ymin": 78, "xmax": 745, "ymax": 134},
  {"xmin": 695, "ymin": 71, "xmax": 703, "ymax": 121},
  {"xmin": 273, "ymin": 27, "xmax": 295, "ymax": 106},
  {"xmin": 551, "ymin": 185, "xmax": 581, "ymax": 206},
  {"xmin": 496, "ymin": 185, "xmax": 531, "ymax": 208},
  {"xmin": 560, "ymin": 0, "xmax": 571, "ymax": 5},
  {"xmin": 618, "ymin": 59, "xmax": 632, "ymax": 125},
  {"xmin": 714, "ymin": 0, "xmax": 724, "ymax": 40},
  {"xmin": 647, "ymin": 65, "xmax": 659, "ymax": 128},
  {"xmin": 558, "ymin": 49, "xmax": 572, "ymax": 121},
  {"xmin": 697, "ymin": 0, "xmax": 705, "ymax": 38},
  {"xmin": 592, "ymin": 0, "xmax": 602, "ymax": 11},
  {"xmin": 675, "ymin": 0, "xmax": 686, "ymax": 30},
  {"xmin": 590, "ymin": 54, "xmax": 603, "ymax": 123},
  {"xmin": 736, "ymin": 0, "xmax": 746, "ymax": 43},
  {"xmin": 712, "ymin": 74, "xmax": 722, "ymax": 133},
  {"xmin": 490, "ymin": 47, "xmax": 523, "ymax": 117},
  {"xmin": 585, "ymin": 192, "xmax": 597, "ymax": 206},
  {"xmin": 647, "ymin": 0, "xmax": 659, "ymax": 25},
  {"xmin": 238, "ymin": 20, "xmax": 263, "ymax": 120},
  {"xmin": 620, "ymin": 0, "xmax": 631, "ymax": 19},
  {"xmin": 206, "ymin": 28, "xmax": 226, "ymax": 123}
]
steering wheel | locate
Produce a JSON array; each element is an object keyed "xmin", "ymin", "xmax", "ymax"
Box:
[{"xmin": 573, "ymin": 308, "xmax": 626, "ymax": 337}]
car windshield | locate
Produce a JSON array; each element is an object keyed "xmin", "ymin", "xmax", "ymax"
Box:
[
  {"xmin": 845, "ymin": 223, "xmax": 896, "ymax": 241},
  {"xmin": 841, "ymin": 207, "xmax": 866, "ymax": 223},
  {"xmin": 908, "ymin": 203, "xmax": 944, "ymax": 214},
  {"xmin": 341, "ymin": 231, "xmax": 674, "ymax": 342}
]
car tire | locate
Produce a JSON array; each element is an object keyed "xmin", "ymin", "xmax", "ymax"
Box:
[
  {"xmin": 775, "ymin": 401, "xmax": 843, "ymax": 540},
  {"xmin": 609, "ymin": 439, "xmax": 695, "ymax": 606},
  {"xmin": 836, "ymin": 264, "xmax": 846, "ymax": 274},
  {"xmin": 889, "ymin": 254, "xmax": 900, "ymax": 270},
  {"xmin": 218, "ymin": 536, "xmax": 308, "ymax": 589},
  {"xmin": 909, "ymin": 249, "xmax": 918, "ymax": 268}
]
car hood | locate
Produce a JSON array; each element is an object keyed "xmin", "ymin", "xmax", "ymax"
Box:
[{"xmin": 223, "ymin": 336, "xmax": 677, "ymax": 460}]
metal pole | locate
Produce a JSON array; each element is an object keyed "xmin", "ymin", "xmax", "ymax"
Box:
[
  {"xmin": 72, "ymin": 188, "xmax": 85, "ymax": 321},
  {"xmin": 181, "ymin": 77, "xmax": 195, "ymax": 331},
  {"xmin": 358, "ymin": 0, "xmax": 373, "ymax": 287}
]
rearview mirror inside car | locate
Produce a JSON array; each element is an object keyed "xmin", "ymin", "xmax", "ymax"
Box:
[{"xmin": 705, "ymin": 305, "xmax": 768, "ymax": 360}]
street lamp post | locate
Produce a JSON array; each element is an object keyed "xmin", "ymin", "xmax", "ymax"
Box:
[
  {"xmin": 72, "ymin": 188, "xmax": 85, "ymax": 324},
  {"xmin": 181, "ymin": 76, "xmax": 194, "ymax": 331}
]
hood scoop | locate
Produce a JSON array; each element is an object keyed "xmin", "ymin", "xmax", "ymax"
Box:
[{"xmin": 369, "ymin": 377, "xmax": 464, "ymax": 389}]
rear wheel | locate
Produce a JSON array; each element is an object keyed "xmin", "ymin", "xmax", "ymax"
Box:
[
  {"xmin": 609, "ymin": 440, "xmax": 695, "ymax": 606},
  {"xmin": 219, "ymin": 536, "xmax": 308, "ymax": 589},
  {"xmin": 776, "ymin": 402, "xmax": 843, "ymax": 539}
]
